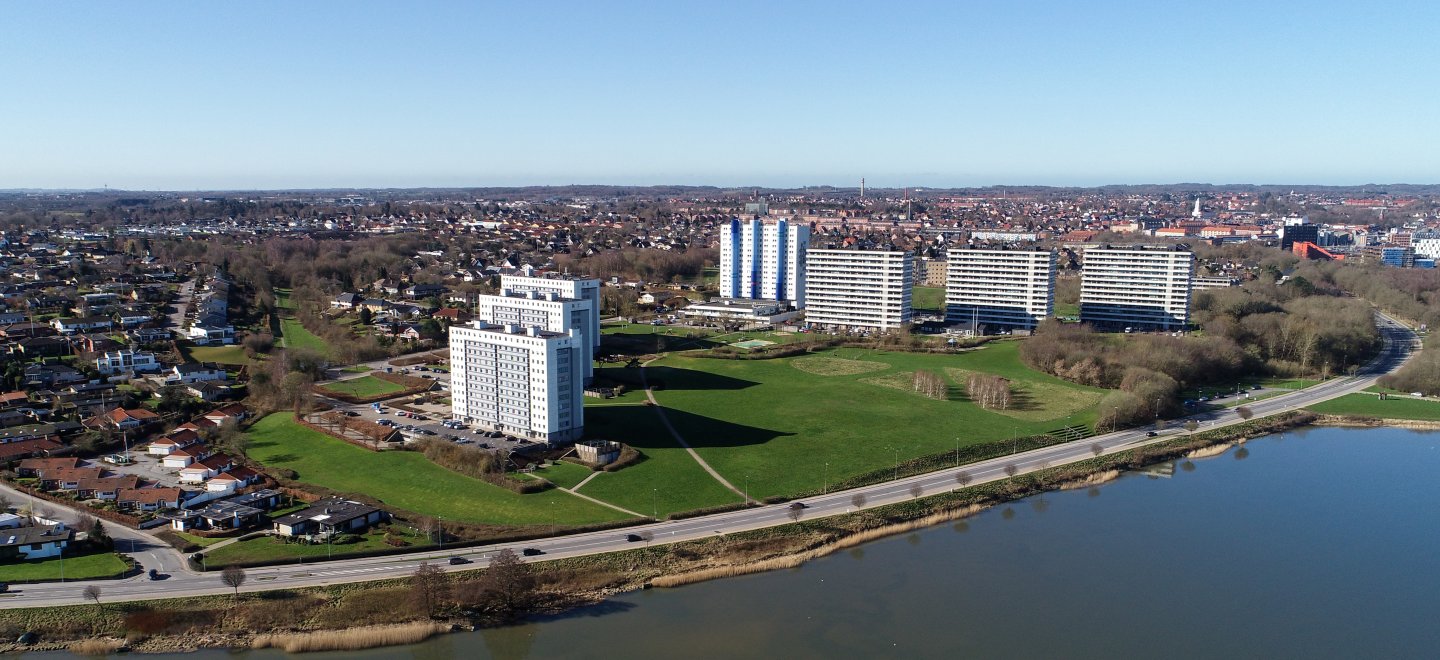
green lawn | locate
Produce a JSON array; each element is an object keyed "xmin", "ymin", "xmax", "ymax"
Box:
[
  {"xmin": 180, "ymin": 344, "xmax": 249, "ymax": 365},
  {"xmin": 203, "ymin": 526, "xmax": 429, "ymax": 564},
  {"xmin": 529, "ymin": 461, "xmax": 594, "ymax": 490},
  {"xmin": 1307, "ymin": 393, "xmax": 1440, "ymax": 421},
  {"xmin": 1055, "ymin": 302, "xmax": 1080, "ymax": 319},
  {"xmin": 912, "ymin": 286, "xmax": 946, "ymax": 313},
  {"xmin": 280, "ymin": 318, "xmax": 327, "ymax": 353},
  {"xmin": 274, "ymin": 287, "xmax": 296, "ymax": 311},
  {"xmin": 342, "ymin": 365, "xmax": 373, "ymax": 374},
  {"xmin": 647, "ymin": 341, "xmax": 1106, "ymax": 499},
  {"xmin": 245, "ymin": 413, "xmax": 628, "ymax": 525},
  {"xmin": 579, "ymin": 404, "xmax": 744, "ymax": 516},
  {"xmin": 317, "ymin": 375, "xmax": 405, "ymax": 398},
  {"xmin": 0, "ymin": 552, "xmax": 130, "ymax": 582},
  {"xmin": 176, "ymin": 532, "xmax": 226, "ymax": 548}
]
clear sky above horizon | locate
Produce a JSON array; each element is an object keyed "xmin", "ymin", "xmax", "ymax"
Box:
[{"xmin": 4, "ymin": 1, "xmax": 1439, "ymax": 190}]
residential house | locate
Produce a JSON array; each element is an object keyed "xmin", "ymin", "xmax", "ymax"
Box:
[
  {"xmin": 85, "ymin": 407, "xmax": 160, "ymax": 432},
  {"xmin": 187, "ymin": 323, "xmax": 234, "ymax": 345},
  {"xmin": 404, "ymin": 283, "xmax": 447, "ymax": 300},
  {"xmin": 73, "ymin": 333, "xmax": 125, "ymax": 355},
  {"xmin": 23, "ymin": 363, "xmax": 84, "ymax": 389},
  {"xmin": 0, "ymin": 437, "xmax": 64, "ymax": 466},
  {"xmin": 202, "ymin": 403, "xmax": 249, "ymax": 426},
  {"xmin": 273, "ymin": 498, "xmax": 389, "ymax": 537},
  {"xmin": 41, "ymin": 466, "xmax": 105, "ymax": 491},
  {"xmin": 129, "ymin": 327, "xmax": 171, "ymax": 343},
  {"xmin": 96, "ymin": 350, "xmax": 160, "ymax": 375},
  {"xmin": 53, "ymin": 316, "xmax": 113, "ymax": 335},
  {"xmin": 178, "ymin": 453, "xmax": 234, "ymax": 484},
  {"xmin": 13, "ymin": 336, "xmax": 70, "ymax": 359},
  {"xmin": 433, "ymin": 307, "xmax": 471, "ymax": 323},
  {"xmin": 162, "ymin": 445, "xmax": 208, "ymax": 470},
  {"xmin": 117, "ymin": 311, "xmax": 152, "ymax": 328},
  {"xmin": 76, "ymin": 474, "xmax": 141, "ymax": 500},
  {"xmin": 116, "ymin": 487, "xmax": 185, "ymax": 512},
  {"xmin": 167, "ymin": 363, "xmax": 227, "ymax": 384},
  {"xmin": 147, "ymin": 429, "xmax": 202, "ymax": 456},
  {"xmin": 0, "ymin": 321, "xmax": 57, "ymax": 338},
  {"xmin": 331, "ymin": 292, "xmax": 364, "ymax": 309},
  {"xmin": 16, "ymin": 456, "xmax": 80, "ymax": 478},
  {"xmin": 0, "ymin": 524, "xmax": 73, "ymax": 560}
]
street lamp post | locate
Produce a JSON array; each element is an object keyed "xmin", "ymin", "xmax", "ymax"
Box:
[
  {"xmin": 823, "ymin": 462, "xmax": 828, "ymax": 495},
  {"xmin": 652, "ymin": 488, "xmax": 658, "ymax": 519},
  {"xmin": 893, "ymin": 448, "xmax": 899, "ymax": 482},
  {"xmin": 744, "ymin": 474, "xmax": 749, "ymax": 504}
]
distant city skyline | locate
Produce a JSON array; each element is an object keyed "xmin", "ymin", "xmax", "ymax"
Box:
[{"xmin": 4, "ymin": 1, "xmax": 1439, "ymax": 189}]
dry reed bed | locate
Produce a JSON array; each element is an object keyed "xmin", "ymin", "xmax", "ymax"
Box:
[
  {"xmin": 68, "ymin": 639, "xmax": 124, "ymax": 656},
  {"xmin": 252, "ymin": 622, "xmax": 449, "ymax": 653},
  {"xmin": 1056, "ymin": 469, "xmax": 1121, "ymax": 490},
  {"xmin": 652, "ymin": 504, "xmax": 989, "ymax": 588},
  {"xmin": 1185, "ymin": 443, "xmax": 1232, "ymax": 459}
]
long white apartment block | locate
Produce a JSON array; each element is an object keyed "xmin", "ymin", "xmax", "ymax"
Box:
[
  {"xmin": 719, "ymin": 217, "xmax": 810, "ymax": 307},
  {"xmin": 499, "ymin": 265, "xmax": 601, "ymax": 349},
  {"xmin": 803, "ymin": 249, "xmax": 913, "ymax": 331},
  {"xmin": 1079, "ymin": 247, "xmax": 1194, "ymax": 330},
  {"xmin": 475, "ymin": 289, "xmax": 595, "ymax": 382},
  {"xmin": 945, "ymin": 248, "xmax": 1056, "ymax": 332},
  {"xmin": 448, "ymin": 321, "xmax": 584, "ymax": 445}
]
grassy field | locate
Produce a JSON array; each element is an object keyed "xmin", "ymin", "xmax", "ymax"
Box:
[
  {"xmin": 280, "ymin": 318, "xmax": 327, "ymax": 353},
  {"xmin": 579, "ymin": 404, "xmax": 744, "ymax": 516},
  {"xmin": 1307, "ymin": 394, "xmax": 1440, "ymax": 421},
  {"xmin": 529, "ymin": 461, "xmax": 594, "ymax": 490},
  {"xmin": 912, "ymin": 286, "xmax": 946, "ymax": 313},
  {"xmin": 316, "ymin": 375, "xmax": 405, "ymax": 398},
  {"xmin": 245, "ymin": 413, "xmax": 630, "ymax": 525},
  {"xmin": 176, "ymin": 532, "xmax": 227, "ymax": 548},
  {"xmin": 647, "ymin": 341, "xmax": 1106, "ymax": 498},
  {"xmin": 274, "ymin": 287, "xmax": 296, "ymax": 311},
  {"xmin": 0, "ymin": 552, "xmax": 130, "ymax": 581},
  {"xmin": 1055, "ymin": 302, "xmax": 1080, "ymax": 319},
  {"xmin": 180, "ymin": 344, "xmax": 249, "ymax": 365},
  {"xmin": 203, "ymin": 526, "xmax": 431, "ymax": 564}
]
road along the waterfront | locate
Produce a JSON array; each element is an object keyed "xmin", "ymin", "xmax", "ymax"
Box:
[{"xmin": 0, "ymin": 313, "xmax": 1417, "ymax": 608}]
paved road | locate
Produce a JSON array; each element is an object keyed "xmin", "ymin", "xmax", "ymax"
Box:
[
  {"xmin": 165, "ymin": 278, "xmax": 195, "ymax": 332},
  {"xmin": 0, "ymin": 481, "xmax": 190, "ymax": 582},
  {"xmin": 1, "ymin": 313, "xmax": 1417, "ymax": 607}
]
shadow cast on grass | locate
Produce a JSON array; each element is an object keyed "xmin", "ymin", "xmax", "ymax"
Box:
[
  {"xmin": 585, "ymin": 404, "xmax": 793, "ymax": 451},
  {"xmin": 641, "ymin": 365, "xmax": 759, "ymax": 392}
]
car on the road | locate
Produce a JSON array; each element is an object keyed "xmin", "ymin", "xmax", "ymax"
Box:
[
  {"xmin": 789, "ymin": 502, "xmax": 808, "ymax": 510},
  {"xmin": 625, "ymin": 533, "xmax": 643, "ymax": 542},
  {"xmin": 344, "ymin": 410, "xmax": 361, "ymax": 417},
  {"xmin": 0, "ymin": 582, "xmax": 8, "ymax": 593},
  {"xmin": 447, "ymin": 556, "xmax": 470, "ymax": 565},
  {"xmin": 522, "ymin": 547, "xmax": 544, "ymax": 556},
  {"xmin": 148, "ymin": 568, "xmax": 160, "ymax": 580},
  {"xmin": 1146, "ymin": 431, "xmax": 1158, "ymax": 437},
  {"xmin": 1251, "ymin": 384, "xmax": 1262, "ymax": 390}
]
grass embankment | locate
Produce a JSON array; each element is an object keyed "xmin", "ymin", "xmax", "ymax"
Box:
[
  {"xmin": 316, "ymin": 375, "xmax": 405, "ymax": 398},
  {"xmin": 648, "ymin": 341, "xmax": 1106, "ymax": 499},
  {"xmin": 579, "ymin": 404, "xmax": 744, "ymax": 516},
  {"xmin": 204, "ymin": 526, "xmax": 430, "ymax": 564},
  {"xmin": 1307, "ymin": 393, "xmax": 1440, "ymax": 421},
  {"xmin": 179, "ymin": 344, "xmax": 248, "ymax": 366},
  {"xmin": 0, "ymin": 552, "xmax": 130, "ymax": 582},
  {"xmin": 245, "ymin": 413, "xmax": 630, "ymax": 526},
  {"xmin": 529, "ymin": 461, "xmax": 593, "ymax": 490}
]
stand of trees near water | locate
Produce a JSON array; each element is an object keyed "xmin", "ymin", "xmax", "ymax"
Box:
[{"xmin": 1023, "ymin": 260, "xmax": 1385, "ymax": 430}]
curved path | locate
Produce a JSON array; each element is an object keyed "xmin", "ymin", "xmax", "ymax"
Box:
[
  {"xmin": 0, "ymin": 313, "xmax": 1417, "ymax": 608},
  {"xmin": 639, "ymin": 359, "xmax": 750, "ymax": 502}
]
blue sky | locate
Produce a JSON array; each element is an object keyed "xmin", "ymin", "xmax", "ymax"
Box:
[{"xmin": 3, "ymin": 1, "xmax": 1438, "ymax": 189}]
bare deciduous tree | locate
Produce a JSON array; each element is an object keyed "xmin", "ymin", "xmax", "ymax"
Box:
[
  {"xmin": 911, "ymin": 370, "xmax": 947, "ymax": 400},
  {"xmin": 221, "ymin": 565, "xmax": 246, "ymax": 598},
  {"xmin": 909, "ymin": 483, "xmax": 923, "ymax": 499},
  {"xmin": 1236, "ymin": 406, "xmax": 1254, "ymax": 420},
  {"xmin": 82, "ymin": 585, "xmax": 101, "ymax": 606},
  {"xmin": 1184, "ymin": 420, "xmax": 1199, "ymax": 433},
  {"xmin": 411, "ymin": 562, "xmax": 451, "ymax": 618},
  {"xmin": 850, "ymin": 493, "xmax": 866, "ymax": 509},
  {"xmin": 1003, "ymin": 464, "xmax": 1018, "ymax": 477},
  {"xmin": 1090, "ymin": 443, "xmax": 1104, "ymax": 457},
  {"xmin": 955, "ymin": 472, "xmax": 972, "ymax": 486},
  {"xmin": 966, "ymin": 373, "xmax": 1012, "ymax": 410}
]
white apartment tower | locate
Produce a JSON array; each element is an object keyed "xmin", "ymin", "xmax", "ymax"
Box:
[
  {"xmin": 475, "ymin": 289, "xmax": 595, "ymax": 382},
  {"xmin": 719, "ymin": 217, "xmax": 810, "ymax": 307},
  {"xmin": 1079, "ymin": 247, "xmax": 1194, "ymax": 330},
  {"xmin": 499, "ymin": 265, "xmax": 601, "ymax": 350},
  {"xmin": 803, "ymin": 249, "xmax": 913, "ymax": 331},
  {"xmin": 449, "ymin": 322, "xmax": 585, "ymax": 445},
  {"xmin": 945, "ymin": 248, "xmax": 1056, "ymax": 333}
]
